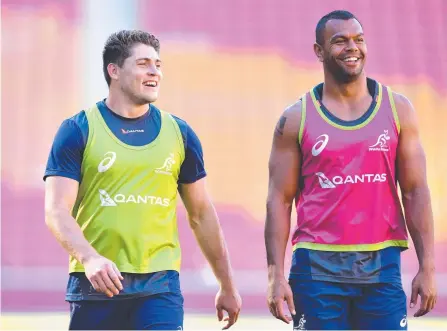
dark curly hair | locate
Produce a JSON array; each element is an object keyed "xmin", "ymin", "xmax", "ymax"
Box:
[{"xmin": 102, "ymin": 30, "xmax": 160, "ymax": 86}]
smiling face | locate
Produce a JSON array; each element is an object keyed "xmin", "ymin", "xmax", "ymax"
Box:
[
  {"xmin": 108, "ymin": 43, "xmax": 163, "ymax": 105},
  {"xmin": 314, "ymin": 18, "xmax": 367, "ymax": 83}
]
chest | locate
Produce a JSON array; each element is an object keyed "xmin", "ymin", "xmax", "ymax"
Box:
[
  {"xmin": 81, "ymin": 116, "xmax": 183, "ymax": 184},
  {"xmin": 81, "ymin": 108, "xmax": 183, "ymax": 182},
  {"xmin": 301, "ymin": 124, "xmax": 398, "ymax": 166},
  {"xmin": 321, "ymin": 96, "xmax": 373, "ymax": 122},
  {"xmin": 83, "ymin": 146, "xmax": 181, "ymax": 180}
]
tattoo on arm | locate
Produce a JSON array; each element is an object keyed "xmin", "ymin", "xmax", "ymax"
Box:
[{"xmin": 275, "ymin": 116, "xmax": 287, "ymax": 136}]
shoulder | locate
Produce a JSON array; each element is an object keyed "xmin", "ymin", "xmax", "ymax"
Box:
[
  {"xmin": 155, "ymin": 107, "xmax": 202, "ymax": 151},
  {"xmin": 68, "ymin": 109, "xmax": 88, "ymax": 128},
  {"xmin": 170, "ymin": 113, "xmax": 189, "ymax": 134},
  {"xmin": 62, "ymin": 110, "xmax": 89, "ymax": 145},
  {"xmin": 391, "ymin": 91, "xmax": 418, "ymax": 131},
  {"xmin": 56, "ymin": 110, "xmax": 88, "ymax": 141},
  {"xmin": 275, "ymin": 97, "xmax": 305, "ymax": 141},
  {"xmin": 153, "ymin": 106, "xmax": 187, "ymax": 135},
  {"xmin": 392, "ymin": 91, "xmax": 414, "ymax": 113},
  {"xmin": 44, "ymin": 110, "xmax": 88, "ymax": 182},
  {"xmin": 170, "ymin": 113, "xmax": 202, "ymax": 146}
]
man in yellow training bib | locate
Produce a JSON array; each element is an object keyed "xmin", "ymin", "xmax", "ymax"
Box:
[{"xmin": 44, "ymin": 30, "xmax": 242, "ymax": 330}]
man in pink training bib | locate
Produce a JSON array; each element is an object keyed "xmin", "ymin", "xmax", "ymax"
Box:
[{"xmin": 264, "ymin": 10, "xmax": 437, "ymax": 330}]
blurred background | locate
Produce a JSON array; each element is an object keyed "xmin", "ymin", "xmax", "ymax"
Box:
[{"xmin": 1, "ymin": 0, "xmax": 447, "ymax": 329}]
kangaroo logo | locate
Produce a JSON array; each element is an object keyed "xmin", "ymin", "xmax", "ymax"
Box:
[
  {"xmin": 293, "ymin": 314, "xmax": 307, "ymax": 330},
  {"xmin": 369, "ymin": 130, "xmax": 390, "ymax": 151},
  {"xmin": 155, "ymin": 153, "xmax": 176, "ymax": 175}
]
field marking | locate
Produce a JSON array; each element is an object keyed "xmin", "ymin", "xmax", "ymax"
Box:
[{"xmin": 1, "ymin": 312, "xmax": 446, "ymax": 331}]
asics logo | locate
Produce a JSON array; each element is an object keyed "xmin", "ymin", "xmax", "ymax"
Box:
[
  {"xmin": 98, "ymin": 152, "xmax": 116, "ymax": 173},
  {"xmin": 311, "ymin": 134, "xmax": 329, "ymax": 156},
  {"xmin": 400, "ymin": 315, "xmax": 407, "ymax": 327}
]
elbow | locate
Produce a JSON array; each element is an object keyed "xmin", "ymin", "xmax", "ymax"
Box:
[
  {"xmin": 44, "ymin": 205, "xmax": 65, "ymax": 228},
  {"xmin": 186, "ymin": 206, "xmax": 209, "ymax": 231},
  {"xmin": 187, "ymin": 213, "xmax": 201, "ymax": 230},
  {"xmin": 186, "ymin": 201, "xmax": 217, "ymax": 231},
  {"xmin": 266, "ymin": 194, "xmax": 294, "ymax": 211},
  {"xmin": 44, "ymin": 206, "xmax": 56, "ymax": 228},
  {"xmin": 401, "ymin": 183, "xmax": 430, "ymax": 201}
]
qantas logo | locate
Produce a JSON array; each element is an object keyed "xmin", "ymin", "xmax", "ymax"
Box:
[
  {"xmin": 316, "ymin": 172, "xmax": 387, "ymax": 189},
  {"xmin": 99, "ymin": 189, "xmax": 170, "ymax": 207},
  {"xmin": 315, "ymin": 172, "xmax": 336, "ymax": 188},
  {"xmin": 99, "ymin": 189, "xmax": 117, "ymax": 206},
  {"xmin": 121, "ymin": 128, "xmax": 144, "ymax": 134}
]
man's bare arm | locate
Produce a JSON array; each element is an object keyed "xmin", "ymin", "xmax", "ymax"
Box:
[
  {"xmin": 179, "ymin": 178, "xmax": 234, "ymax": 290},
  {"xmin": 395, "ymin": 93, "xmax": 435, "ymax": 271},
  {"xmin": 179, "ymin": 178, "xmax": 241, "ymax": 329},
  {"xmin": 265, "ymin": 101, "xmax": 302, "ymax": 323},
  {"xmin": 394, "ymin": 92, "xmax": 436, "ymax": 316},
  {"xmin": 265, "ymin": 101, "xmax": 302, "ymax": 279},
  {"xmin": 45, "ymin": 176, "xmax": 123, "ymax": 296},
  {"xmin": 45, "ymin": 177, "xmax": 98, "ymax": 263}
]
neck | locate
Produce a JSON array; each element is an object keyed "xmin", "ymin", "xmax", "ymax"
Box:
[
  {"xmin": 105, "ymin": 89, "xmax": 149, "ymax": 119},
  {"xmin": 322, "ymin": 71, "xmax": 369, "ymax": 103}
]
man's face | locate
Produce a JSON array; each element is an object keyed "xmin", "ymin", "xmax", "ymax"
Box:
[
  {"xmin": 116, "ymin": 43, "xmax": 163, "ymax": 105},
  {"xmin": 315, "ymin": 18, "xmax": 367, "ymax": 83}
]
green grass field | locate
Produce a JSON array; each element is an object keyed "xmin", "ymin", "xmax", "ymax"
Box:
[{"xmin": 1, "ymin": 312, "xmax": 446, "ymax": 330}]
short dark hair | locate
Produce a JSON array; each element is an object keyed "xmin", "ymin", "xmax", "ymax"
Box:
[
  {"xmin": 315, "ymin": 10, "xmax": 361, "ymax": 45},
  {"xmin": 102, "ymin": 30, "xmax": 160, "ymax": 86}
]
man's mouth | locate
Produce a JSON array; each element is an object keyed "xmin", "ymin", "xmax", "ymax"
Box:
[
  {"xmin": 143, "ymin": 81, "xmax": 158, "ymax": 87},
  {"xmin": 342, "ymin": 56, "xmax": 360, "ymax": 63}
]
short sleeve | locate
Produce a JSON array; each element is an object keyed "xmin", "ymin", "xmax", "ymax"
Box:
[
  {"xmin": 43, "ymin": 118, "xmax": 86, "ymax": 182},
  {"xmin": 172, "ymin": 116, "xmax": 207, "ymax": 184}
]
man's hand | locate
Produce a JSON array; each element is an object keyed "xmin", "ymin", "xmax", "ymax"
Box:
[
  {"xmin": 83, "ymin": 255, "xmax": 124, "ymax": 298},
  {"xmin": 215, "ymin": 287, "xmax": 242, "ymax": 329},
  {"xmin": 410, "ymin": 268, "xmax": 437, "ymax": 317},
  {"xmin": 267, "ymin": 276, "xmax": 296, "ymax": 324}
]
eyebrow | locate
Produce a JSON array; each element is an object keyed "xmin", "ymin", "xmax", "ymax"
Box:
[
  {"xmin": 330, "ymin": 32, "xmax": 364, "ymax": 41},
  {"xmin": 136, "ymin": 57, "xmax": 162, "ymax": 63}
]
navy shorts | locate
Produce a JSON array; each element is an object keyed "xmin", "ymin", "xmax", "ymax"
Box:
[
  {"xmin": 68, "ymin": 292, "xmax": 184, "ymax": 330},
  {"xmin": 289, "ymin": 279, "xmax": 408, "ymax": 330}
]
